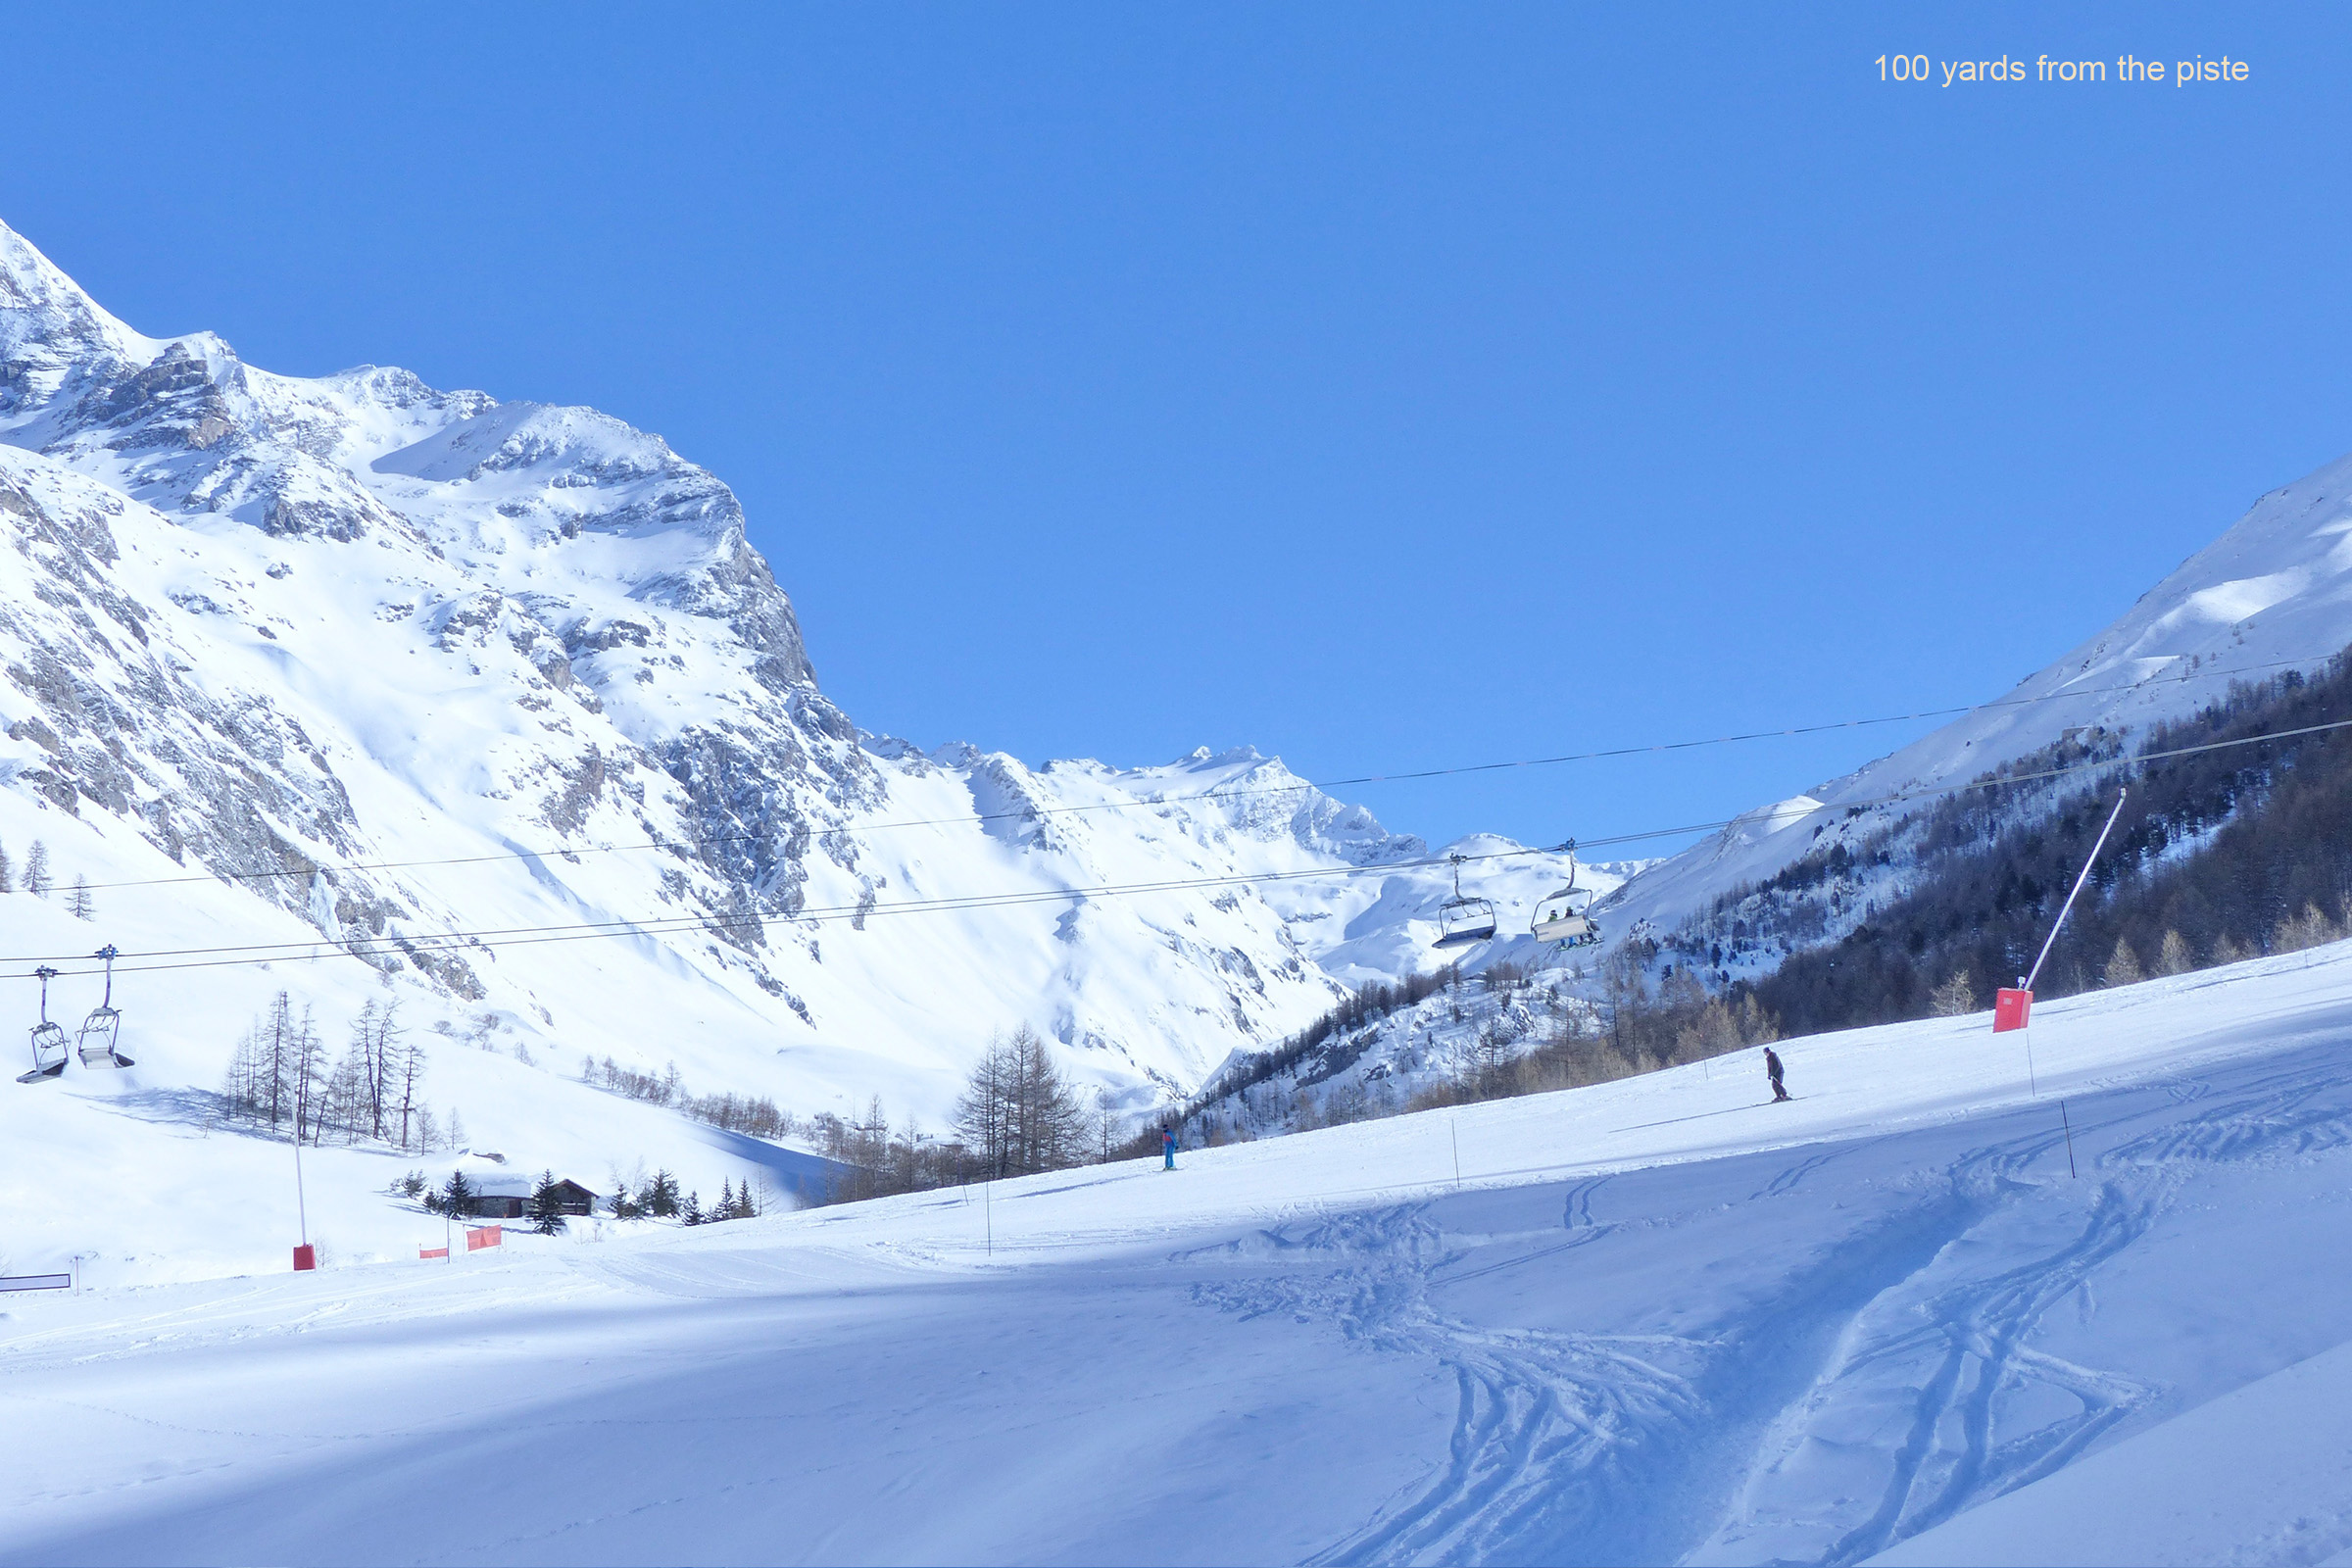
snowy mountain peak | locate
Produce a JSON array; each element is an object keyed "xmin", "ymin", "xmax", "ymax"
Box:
[{"xmin": 0, "ymin": 221, "xmax": 169, "ymax": 415}]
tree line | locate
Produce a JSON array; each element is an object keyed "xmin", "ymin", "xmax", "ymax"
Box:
[
  {"xmin": 394, "ymin": 1166, "xmax": 765, "ymax": 1233},
  {"xmin": 808, "ymin": 1026, "xmax": 1110, "ymax": 1204},
  {"xmin": 0, "ymin": 836, "xmax": 98, "ymax": 919},
  {"xmin": 1167, "ymin": 956, "xmax": 1784, "ymax": 1148},
  {"xmin": 582, "ymin": 1054, "xmax": 798, "ymax": 1142},
  {"xmin": 1713, "ymin": 653, "xmax": 2352, "ymax": 1035},
  {"xmin": 220, "ymin": 994, "xmax": 461, "ymax": 1152}
]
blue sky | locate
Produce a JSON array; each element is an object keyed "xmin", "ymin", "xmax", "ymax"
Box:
[{"xmin": 8, "ymin": 6, "xmax": 2350, "ymax": 852}]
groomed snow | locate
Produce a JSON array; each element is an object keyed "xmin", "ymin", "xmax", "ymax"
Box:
[{"xmin": 8, "ymin": 943, "xmax": 2352, "ymax": 1565}]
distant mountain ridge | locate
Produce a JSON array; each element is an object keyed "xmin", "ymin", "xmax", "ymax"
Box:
[{"xmin": 1592, "ymin": 451, "xmax": 2352, "ymax": 976}]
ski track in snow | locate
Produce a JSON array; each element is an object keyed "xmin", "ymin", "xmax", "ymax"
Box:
[{"xmin": 1196, "ymin": 1045, "xmax": 2352, "ymax": 1567}]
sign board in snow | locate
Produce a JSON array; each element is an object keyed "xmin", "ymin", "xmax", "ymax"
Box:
[
  {"xmin": 1993, "ymin": 988, "xmax": 2033, "ymax": 1033},
  {"xmin": 466, "ymin": 1225, "xmax": 502, "ymax": 1251},
  {"xmin": 0, "ymin": 1274, "xmax": 70, "ymax": 1293}
]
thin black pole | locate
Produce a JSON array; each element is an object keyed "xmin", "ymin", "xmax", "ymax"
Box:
[{"xmin": 2060, "ymin": 1099, "xmax": 2078, "ymax": 1179}]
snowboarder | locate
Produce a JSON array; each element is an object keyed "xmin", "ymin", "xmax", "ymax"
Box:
[
  {"xmin": 1765, "ymin": 1047, "xmax": 1789, "ymax": 1102},
  {"xmin": 1162, "ymin": 1126, "xmax": 1178, "ymax": 1171}
]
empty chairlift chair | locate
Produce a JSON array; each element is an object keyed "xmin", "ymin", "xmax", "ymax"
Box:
[
  {"xmin": 1433, "ymin": 853, "xmax": 1498, "ymax": 947},
  {"xmin": 75, "ymin": 945, "xmax": 132, "ymax": 1070},
  {"xmin": 19, "ymin": 965, "xmax": 69, "ymax": 1084}
]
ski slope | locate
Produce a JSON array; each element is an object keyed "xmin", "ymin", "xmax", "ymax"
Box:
[{"xmin": 9, "ymin": 944, "xmax": 2352, "ymax": 1565}]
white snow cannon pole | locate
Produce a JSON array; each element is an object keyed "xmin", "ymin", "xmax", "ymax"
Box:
[
  {"xmin": 2023, "ymin": 788, "xmax": 2130, "ymax": 1000},
  {"xmin": 292, "ymin": 1129, "xmax": 314, "ymax": 1272},
  {"xmin": 1997, "ymin": 788, "xmax": 2131, "ymax": 1069},
  {"xmin": 2013, "ymin": 789, "xmax": 2128, "ymax": 1179}
]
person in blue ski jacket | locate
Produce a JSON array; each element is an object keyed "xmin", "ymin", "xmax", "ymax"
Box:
[{"xmin": 1162, "ymin": 1126, "xmax": 1178, "ymax": 1170}]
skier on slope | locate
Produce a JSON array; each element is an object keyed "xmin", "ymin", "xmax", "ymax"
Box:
[
  {"xmin": 1162, "ymin": 1126, "xmax": 1178, "ymax": 1170},
  {"xmin": 1765, "ymin": 1047, "xmax": 1790, "ymax": 1103}
]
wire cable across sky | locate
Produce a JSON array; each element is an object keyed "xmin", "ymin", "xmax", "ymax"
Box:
[
  {"xmin": 68, "ymin": 649, "xmax": 2338, "ymax": 899},
  {"xmin": 19, "ymin": 704, "xmax": 2351, "ymax": 981}
]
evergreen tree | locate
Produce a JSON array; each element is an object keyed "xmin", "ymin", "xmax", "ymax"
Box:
[
  {"xmin": 527, "ymin": 1169, "xmax": 568, "ymax": 1235},
  {"xmin": 23, "ymin": 840, "xmax": 49, "ymax": 898},
  {"xmin": 440, "ymin": 1170, "xmax": 474, "ymax": 1219},
  {"xmin": 66, "ymin": 875, "xmax": 93, "ymax": 921},
  {"xmin": 0, "ymin": 841, "xmax": 13, "ymax": 893},
  {"xmin": 717, "ymin": 1178, "xmax": 735, "ymax": 1221},
  {"xmin": 681, "ymin": 1191, "xmax": 703, "ymax": 1226}
]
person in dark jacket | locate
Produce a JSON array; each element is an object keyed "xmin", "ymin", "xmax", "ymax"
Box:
[{"xmin": 1765, "ymin": 1047, "xmax": 1789, "ymax": 1102}]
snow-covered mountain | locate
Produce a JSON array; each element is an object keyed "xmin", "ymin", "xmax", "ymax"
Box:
[
  {"xmin": 1596, "ymin": 451, "xmax": 2352, "ymax": 969},
  {"xmin": 0, "ymin": 214, "xmax": 1581, "ymax": 1189}
]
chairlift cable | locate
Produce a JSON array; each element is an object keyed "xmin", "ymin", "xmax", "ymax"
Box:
[
  {"xmin": 14, "ymin": 709, "xmax": 2350, "ymax": 981},
  {"xmin": 62, "ymin": 651, "xmax": 2343, "ymax": 897}
]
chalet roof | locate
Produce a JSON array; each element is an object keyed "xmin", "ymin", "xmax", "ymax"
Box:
[{"xmin": 465, "ymin": 1174, "xmax": 602, "ymax": 1200}]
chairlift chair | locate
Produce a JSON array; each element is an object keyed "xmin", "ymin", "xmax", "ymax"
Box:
[
  {"xmin": 1433, "ymin": 853, "xmax": 1498, "ymax": 948},
  {"xmin": 1532, "ymin": 841, "xmax": 1602, "ymax": 949},
  {"xmin": 19, "ymin": 966, "xmax": 68, "ymax": 1084},
  {"xmin": 75, "ymin": 945, "xmax": 131, "ymax": 1069}
]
